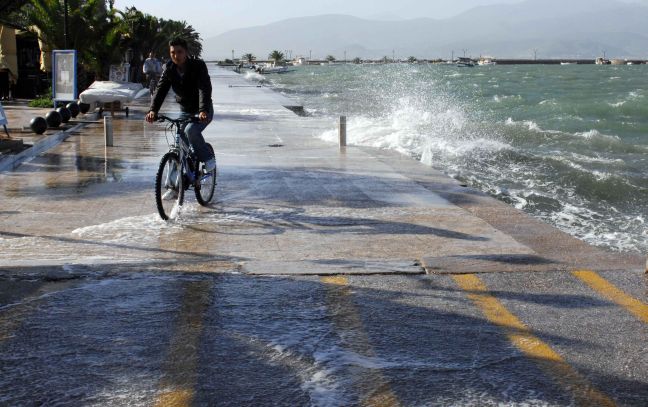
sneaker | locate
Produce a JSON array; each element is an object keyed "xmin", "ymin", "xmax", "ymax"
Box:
[
  {"xmin": 204, "ymin": 158, "xmax": 216, "ymax": 172},
  {"xmin": 162, "ymin": 189, "xmax": 178, "ymax": 201},
  {"xmin": 165, "ymin": 162, "xmax": 179, "ymax": 188}
]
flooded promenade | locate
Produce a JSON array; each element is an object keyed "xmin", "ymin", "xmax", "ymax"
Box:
[{"xmin": 0, "ymin": 67, "xmax": 647, "ymax": 406}]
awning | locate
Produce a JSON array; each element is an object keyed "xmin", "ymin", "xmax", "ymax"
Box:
[{"xmin": 0, "ymin": 24, "xmax": 18, "ymax": 82}]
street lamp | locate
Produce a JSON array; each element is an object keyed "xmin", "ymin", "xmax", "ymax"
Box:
[{"xmin": 63, "ymin": 0, "xmax": 69, "ymax": 49}]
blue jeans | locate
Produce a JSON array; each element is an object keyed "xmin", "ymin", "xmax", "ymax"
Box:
[{"xmin": 180, "ymin": 106, "xmax": 214, "ymax": 162}]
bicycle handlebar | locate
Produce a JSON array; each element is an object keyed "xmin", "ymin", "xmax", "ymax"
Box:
[{"xmin": 156, "ymin": 114, "xmax": 200, "ymax": 124}]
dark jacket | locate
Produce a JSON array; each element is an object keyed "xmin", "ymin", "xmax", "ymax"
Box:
[{"xmin": 150, "ymin": 58, "xmax": 212, "ymax": 114}]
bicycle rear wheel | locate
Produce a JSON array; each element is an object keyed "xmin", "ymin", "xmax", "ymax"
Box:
[
  {"xmin": 195, "ymin": 143, "xmax": 217, "ymax": 206},
  {"xmin": 155, "ymin": 151, "xmax": 184, "ymax": 220}
]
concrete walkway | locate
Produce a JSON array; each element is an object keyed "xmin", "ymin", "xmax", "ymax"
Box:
[{"xmin": 0, "ymin": 67, "xmax": 646, "ymax": 406}]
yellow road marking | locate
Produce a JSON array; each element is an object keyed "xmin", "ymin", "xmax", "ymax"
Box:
[
  {"xmin": 154, "ymin": 389, "xmax": 193, "ymax": 407},
  {"xmin": 572, "ymin": 270, "xmax": 648, "ymax": 324},
  {"xmin": 321, "ymin": 276, "xmax": 401, "ymax": 407},
  {"xmin": 154, "ymin": 280, "xmax": 212, "ymax": 407},
  {"xmin": 453, "ymin": 274, "xmax": 615, "ymax": 407},
  {"xmin": 321, "ymin": 275, "xmax": 348, "ymax": 286}
]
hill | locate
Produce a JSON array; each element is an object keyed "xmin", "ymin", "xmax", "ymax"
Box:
[{"xmin": 203, "ymin": 0, "xmax": 648, "ymax": 60}]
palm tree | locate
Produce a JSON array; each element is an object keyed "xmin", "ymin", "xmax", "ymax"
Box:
[
  {"xmin": 24, "ymin": 0, "xmax": 121, "ymax": 80},
  {"xmin": 243, "ymin": 53, "xmax": 255, "ymax": 64},
  {"xmin": 0, "ymin": 0, "xmax": 26, "ymax": 25},
  {"xmin": 157, "ymin": 18, "xmax": 202, "ymax": 57},
  {"xmin": 268, "ymin": 50, "xmax": 284, "ymax": 63}
]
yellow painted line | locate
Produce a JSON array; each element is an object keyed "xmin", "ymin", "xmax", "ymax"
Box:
[
  {"xmin": 321, "ymin": 275, "xmax": 348, "ymax": 286},
  {"xmin": 572, "ymin": 270, "xmax": 648, "ymax": 324},
  {"xmin": 154, "ymin": 280, "xmax": 212, "ymax": 407},
  {"xmin": 321, "ymin": 276, "xmax": 401, "ymax": 407},
  {"xmin": 154, "ymin": 389, "xmax": 193, "ymax": 407},
  {"xmin": 453, "ymin": 274, "xmax": 615, "ymax": 407}
]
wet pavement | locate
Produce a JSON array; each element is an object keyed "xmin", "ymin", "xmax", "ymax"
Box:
[{"xmin": 0, "ymin": 68, "xmax": 647, "ymax": 406}]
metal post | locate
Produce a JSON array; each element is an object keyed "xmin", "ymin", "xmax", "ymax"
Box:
[
  {"xmin": 63, "ymin": 0, "xmax": 69, "ymax": 49},
  {"xmin": 339, "ymin": 116, "xmax": 346, "ymax": 148},
  {"xmin": 104, "ymin": 116, "xmax": 113, "ymax": 147}
]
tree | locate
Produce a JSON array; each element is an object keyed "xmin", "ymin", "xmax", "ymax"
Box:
[
  {"xmin": 157, "ymin": 18, "xmax": 202, "ymax": 57},
  {"xmin": 23, "ymin": 0, "xmax": 121, "ymax": 80},
  {"xmin": 243, "ymin": 53, "xmax": 255, "ymax": 64},
  {"xmin": 268, "ymin": 50, "xmax": 284, "ymax": 63},
  {"xmin": 407, "ymin": 56, "xmax": 417, "ymax": 63},
  {"xmin": 326, "ymin": 55, "xmax": 336, "ymax": 62},
  {"xmin": 0, "ymin": 0, "xmax": 27, "ymax": 25},
  {"xmin": 381, "ymin": 56, "xmax": 391, "ymax": 63},
  {"xmin": 352, "ymin": 57, "xmax": 362, "ymax": 64}
]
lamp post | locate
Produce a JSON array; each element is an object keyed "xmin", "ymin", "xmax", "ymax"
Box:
[{"xmin": 63, "ymin": 0, "xmax": 69, "ymax": 49}]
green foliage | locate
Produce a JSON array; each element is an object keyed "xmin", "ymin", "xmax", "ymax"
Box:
[
  {"xmin": 326, "ymin": 55, "xmax": 336, "ymax": 62},
  {"xmin": 28, "ymin": 98, "xmax": 52, "ymax": 108},
  {"xmin": 407, "ymin": 56, "xmax": 418, "ymax": 63},
  {"xmin": 352, "ymin": 57, "xmax": 362, "ymax": 64},
  {"xmin": 14, "ymin": 1, "xmax": 204, "ymax": 82},
  {"xmin": 20, "ymin": 0, "xmax": 120, "ymax": 79},
  {"xmin": 243, "ymin": 53, "xmax": 255, "ymax": 63},
  {"xmin": 268, "ymin": 50, "xmax": 284, "ymax": 62},
  {"xmin": 28, "ymin": 92, "xmax": 53, "ymax": 108}
]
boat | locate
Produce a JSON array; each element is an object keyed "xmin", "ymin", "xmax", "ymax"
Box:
[
  {"xmin": 254, "ymin": 63, "xmax": 293, "ymax": 74},
  {"xmin": 560, "ymin": 62, "xmax": 577, "ymax": 65},
  {"xmin": 456, "ymin": 57, "xmax": 475, "ymax": 67},
  {"xmin": 595, "ymin": 57, "xmax": 611, "ymax": 65},
  {"xmin": 477, "ymin": 57, "xmax": 496, "ymax": 66}
]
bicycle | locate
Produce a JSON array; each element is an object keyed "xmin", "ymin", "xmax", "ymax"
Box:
[
  {"xmin": 148, "ymin": 75, "xmax": 159, "ymax": 98},
  {"xmin": 154, "ymin": 114, "xmax": 217, "ymax": 220}
]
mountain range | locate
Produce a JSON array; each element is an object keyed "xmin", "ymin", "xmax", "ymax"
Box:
[{"xmin": 203, "ymin": 0, "xmax": 648, "ymax": 60}]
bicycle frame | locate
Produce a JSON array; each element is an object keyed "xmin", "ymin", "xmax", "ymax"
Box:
[{"xmin": 158, "ymin": 115, "xmax": 210, "ymax": 187}]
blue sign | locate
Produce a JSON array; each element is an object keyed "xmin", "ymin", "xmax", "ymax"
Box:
[
  {"xmin": 0, "ymin": 102, "xmax": 7, "ymax": 126},
  {"xmin": 52, "ymin": 50, "xmax": 78, "ymax": 104}
]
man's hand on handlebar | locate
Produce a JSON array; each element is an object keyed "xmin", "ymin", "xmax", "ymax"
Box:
[
  {"xmin": 198, "ymin": 111, "xmax": 208, "ymax": 123},
  {"xmin": 145, "ymin": 111, "xmax": 158, "ymax": 123}
]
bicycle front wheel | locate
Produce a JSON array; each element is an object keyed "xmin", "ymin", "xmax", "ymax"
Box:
[
  {"xmin": 155, "ymin": 151, "xmax": 184, "ymax": 220},
  {"xmin": 195, "ymin": 143, "xmax": 216, "ymax": 206}
]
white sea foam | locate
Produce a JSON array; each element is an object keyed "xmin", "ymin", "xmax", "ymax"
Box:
[
  {"xmin": 505, "ymin": 118, "xmax": 541, "ymax": 132},
  {"xmin": 493, "ymin": 95, "xmax": 521, "ymax": 103},
  {"xmin": 573, "ymin": 129, "xmax": 621, "ymax": 141},
  {"xmin": 244, "ymin": 71, "xmax": 266, "ymax": 82}
]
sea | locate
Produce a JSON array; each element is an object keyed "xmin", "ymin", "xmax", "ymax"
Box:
[{"xmin": 247, "ymin": 63, "xmax": 648, "ymax": 254}]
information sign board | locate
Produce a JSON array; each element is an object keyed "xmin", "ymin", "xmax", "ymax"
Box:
[{"xmin": 52, "ymin": 50, "xmax": 78, "ymax": 103}]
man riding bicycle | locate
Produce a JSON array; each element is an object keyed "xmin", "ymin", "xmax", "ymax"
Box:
[
  {"xmin": 145, "ymin": 38, "xmax": 216, "ymax": 199},
  {"xmin": 142, "ymin": 51, "xmax": 162, "ymax": 95}
]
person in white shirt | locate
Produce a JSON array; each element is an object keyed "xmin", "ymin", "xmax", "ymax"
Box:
[{"xmin": 142, "ymin": 52, "xmax": 163, "ymax": 95}]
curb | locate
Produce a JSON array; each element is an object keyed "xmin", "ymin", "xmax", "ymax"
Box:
[{"xmin": 0, "ymin": 122, "xmax": 87, "ymax": 173}]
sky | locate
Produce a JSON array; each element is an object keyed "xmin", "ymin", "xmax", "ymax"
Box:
[{"xmin": 114, "ymin": 0, "xmax": 647, "ymax": 39}]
